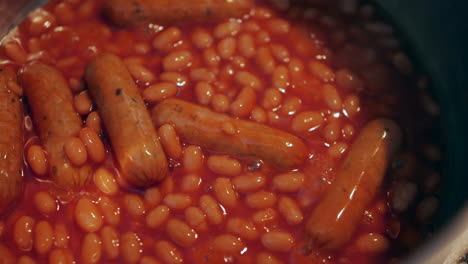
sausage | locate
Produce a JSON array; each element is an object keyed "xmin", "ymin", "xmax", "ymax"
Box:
[
  {"xmin": 20, "ymin": 63, "xmax": 92, "ymax": 189},
  {"xmin": 104, "ymin": 0, "xmax": 253, "ymax": 27},
  {"xmin": 305, "ymin": 119, "xmax": 402, "ymax": 250},
  {"xmin": 0, "ymin": 67, "xmax": 23, "ymax": 215},
  {"xmin": 152, "ymin": 98, "xmax": 308, "ymax": 168},
  {"xmin": 85, "ymin": 53, "xmax": 168, "ymax": 188}
]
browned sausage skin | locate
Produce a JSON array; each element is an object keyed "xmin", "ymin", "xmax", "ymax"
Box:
[
  {"xmin": 305, "ymin": 119, "xmax": 402, "ymax": 250},
  {"xmin": 85, "ymin": 53, "xmax": 168, "ymax": 188},
  {"xmin": 20, "ymin": 63, "xmax": 92, "ymax": 189},
  {"xmin": 104, "ymin": 0, "xmax": 253, "ymax": 26},
  {"xmin": 152, "ymin": 98, "xmax": 308, "ymax": 168},
  {"xmin": 0, "ymin": 66, "xmax": 23, "ymax": 215}
]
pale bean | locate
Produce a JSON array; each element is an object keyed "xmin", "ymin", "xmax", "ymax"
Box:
[
  {"xmin": 262, "ymin": 88, "xmax": 282, "ymax": 110},
  {"xmin": 94, "ymin": 167, "xmax": 118, "ymax": 195},
  {"xmin": 279, "ymin": 96, "xmax": 302, "ymax": 116},
  {"xmin": 86, "ymin": 111, "xmax": 102, "ymax": 134},
  {"xmin": 195, "ymin": 82, "xmax": 214, "ymax": 105},
  {"xmin": 184, "ymin": 207, "xmax": 208, "ymax": 232},
  {"xmin": 211, "ymin": 94, "xmax": 231, "ymax": 113},
  {"xmin": 14, "ymin": 216, "xmax": 35, "ymax": 251},
  {"xmin": 146, "ymin": 205, "xmax": 170, "ymax": 229},
  {"xmin": 342, "ymin": 123, "xmax": 355, "ymax": 139},
  {"xmin": 144, "ymin": 187, "xmax": 162, "ymax": 208},
  {"xmin": 74, "ymin": 90, "xmax": 93, "ymax": 115},
  {"xmin": 214, "ymin": 21, "xmax": 241, "ymax": 39},
  {"xmin": 54, "ymin": 223, "xmax": 69, "ymax": 248},
  {"xmin": 217, "ymin": 37, "xmax": 236, "ymax": 59},
  {"xmin": 154, "ymin": 241, "xmax": 183, "ymax": 264},
  {"xmin": 123, "ymin": 194, "xmax": 146, "ymax": 217},
  {"xmin": 261, "ymin": 231, "xmax": 294, "ymax": 252},
  {"xmin": 100, "ymin": 226, "xmax": 119, "ymax": 259},
  {"xmin": 199, "ymin": 195, "xmax": 224, "ymax": 225},
  {"xmin": 322, "ymin": 84, "xmax": 342, "ymax": 112},
  {"xmin": 75, "ymin": 198, "xmax": 103, "ymax": 232},
  {"xmin": 143, "ymin": 82, "xmax": 178, "ymax": 103},
  {"xmin": 246, "ymin": 191, "xmax": 277, "ymax": 209},
  {"xmin": 256, "ymin": 30, "xmax": 271, "ymax": 45},
  {"xmin": 120, "ymin": 232, "xmax": 142, "ymax": 264},
  {"xmin": 234, "ymin": 71, "xmax": 262, "ymax": 91},
  {"xmin": 166, "ymin": 219, "xmax": 198, "ymax": 247},
  {"xmin": 180, "ymin": 174, "xmax": 202, "ymax": 193},
  {"xmin": 27, "ymin": 145, "xmax": 47, "ymax": 175},
  {"xmin": 272, "ymin": 172, "xmax": 305, "ymax": 193},
  {"xmin": 309, "ymin": 60, "xmax": 335, "ymax": 82},
  {"xmin": 252, "ymin": 208, "xmax": 278, "ymax": 226},
  {"xmin": 158, "ymin": 124, "xmax": 182, "ymax": 159},
  {"xmin": 226, "ymin": 218, "xmax": 258, "ymax": 240},
  {"xmin": 207, "ymin": 155, "xmax": 242, "ymax": 176},
  {"xmin": 272, "ymin": 65, "xmax": 289, "ymax": 89},
  {"xmin": 278, "ymin": 197, "xmax": 303, "ymax": 225},
  {"xmin": 183, "ymin": 145, "xmax": 204, "ymax": 173},
  {"xmin": 190, "ymin": 68, "xmax": 215, "ymax": 83},
  {"xmin": 99, "ymin": 196, "xmax": 121, "ymax": 226},
  {"xmin": 34, "ymin": 191, "xmax": 57, "ymax": 215},
  {"xmin": 79, "ymin": 127, "xmax": 106, "ymax": 163},
  {"xmin": 163, "ymin": 193, "xmax": 192, "ymax": 210},
  {"xmin": 213, "ymin": 178, "xmax": 238, "ymax": 208},
  {"xmin": 291, "ymin": 111, "xmax": 324, "ymax": 133},
  {"xmin": 256, "ymin": 46, "xmax": 276, "ymax": 74},
  {"xmin": 3, "ymin": 41, "xmax": 27, "ymax": 63},
  {"xmin": 355, "ymin": 233, "xmax": 390, "ymax": 253},
  {"xmin": 256, "ymin": 252, "xmax": 283, "ymax": 264},
  {"xmin": 203, "ymin": 47, "xmax": 221, "ymax": 67},
  {"xmin": 323, "ymin": 121, "xmax": 341, "ymax": 142},
  {"xmin": 48, "ymin": 248, "xmax": 74, "ymax": 264},
  {"xmin": 34, "ymin": 221, "xmax": 54, "ymax": 254},
  {"xmin": 192, "ymin": 28, "xmax": 213, "ymax": 49},
  {"xmin": 267, "ymin": 19, "xmax": 290, "ymax": 34},
  {"xmin": 81, "ymin": 232, "xmax": 102, "ymax": 264},
  {"xmin": 270, "ymin": 44, "xmax": 290, "ymax": 63},
  {"xmin": 328, "ymin": 142, "xmax": 348, "ymax": 158},
  {"xmin": 343, "ymin": 95, "xmax": 361, "ymax": 117},
  {"xmin": 232, "ymin": 173, "xmax": 266, "ymax": 192},
  {"xmin": 152, "ymin": 27, "xmax": 182, "ymax": 51},
  {"xmin": 238, "ymin": 33, "xmax": 255, "ymax": 58},
  {"xmin": 140, "ymin": 256, "xmax": 162, "ymax": 264},
  {"xmin": 251, "ymin": 107, "xmax": 267, "ymax": 123},
  {"xmin": 335, "ymin": 68, "xmax": 363, "ymax": 92},
  {"xmin": 160, "ymin": 72, "xmax": 188, "ymax": 88},
  {"xmin": 64, "ymin": 137, "xmax": 88, "ymax": 166},
  {"xmin": 163, "ymin": 50, "xmax": 192, "ymax": 71},
  {"xmin": 212, "ymin": 234, "xmax": 244, "ymax": 254},
  {"xmin": 230, "ymin": 86, "xmax": 257, "ymax": 117}
]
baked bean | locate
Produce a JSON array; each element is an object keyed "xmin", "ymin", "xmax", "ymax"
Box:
[
  {"xmin": 166, "ymin": 218, "xmax": 198, "ymax": 247},
  {"xmin": 270, "ymin": 44, "xmax": 290, "ymax": 63},
  {"xmin": 75, "ymin": 198, "xmax": 103, "ymax": 232},
  {"xmin": 212, "ymin": 234, "xmax": 244, "ymax": 254},
  {"xmin": 34, "ymin": 221, "xmax": 54, "ymax": 254},
  {"xmin": 158, "ymin": 124, "xmax": 182, "ymax": 159},
  {"xmin": 343, "ymin": 95, "xmax": 361, "ymax": 117},
  {"xmin": 48, "ymin": 248, "xmax": 74, "ymax": 264},
  {"xmin": 232, "ymin": 172, "xmax": 266, "ymax": 192},
  {"xmin": 184, "ymin": 207, "xmax": 208, "ymax": 232},
  {"xmin": 291, "ymin": 111, "xmax": 324, "ymax": 133},
  {"xmin": 256, "ymin": 252, "xmax": 283, "ymax": 264},
  {"xmin": 309, "ymin": 61, "xmax": 335, "ymax": 82},
  {"xmin": 226, "ymin": 217, "xmax": 258, "ymax": 240},
  {"xmin": 27, "ymin": 145, "xmax": 47, "ymax": 175},
  {"xmin": 99, "ymin": 196, "xmax": 121, "ymax": 226},
  {"xmin": 328, "ymin": 142, "xmax": 348, "ymax": 158},
  {"xmin": 121, "ymin": 232, "xmax": 142, "ymax": 264},
  {"xmin": 64, "ymin": 137, "xmax": 88, "ymax": 166},
  {"xmin": 242, "ymin": 20, "xmax": 261, "ymax": 31},
  {"xmin": 256, "ymin": 30, "xmax": 271, "ymax": 45},
  {"xmin": 0, "ymin": 244, "xmax": 15, "ymax": 264},
  {"xmin": 183, "ymin": 145, "xmax": 204, "ymax": 173},
  {"xmin": 160, "ymin": 72, "xmax": 188, "ymax": 88},
  {"xmin": 288, "ymin": 58, "xmax": 304, "ymax": 74},
  {"xmin": 180, "ymin": 174, "xmax": 202, "ymax": 193},
  {"xmin": 207, "ymin": 155, "xmax": 242, "ymax": 176},
  {"xmin": 246, "ymin": 191, "xmax": 277, "ymax": 209},
  {"xmin": 74, "ymin": 91, "xmax": 93, "ymax": 115},
  {"xmin": 86, "ymin": 111, "xmax": 102, "ymax": 134},
  {"xmin": 322, "ymin": 84, "xmax": 342, "ymax": 112},
  {"xmin": 144, "ymin": 187, "xmax": 162, "ymax": 208},
  {"xmin": 143, "ymin": 82, "xmax": 178, "ymax": 103},
  {"xmin": 203, "ymin": 47, "xmax": 221, "ymax": 67},
  {"xmin": 214, "ymin": 21, "xmax": 241, "ymax": 39},
  {"xmin": 252, "ymin": 7, "xmax": 273, "ymax": 19},
  {"xmin": 79, "ymin": 127, "xmax": 106, "ymax": 163},
  {"xmin": 77, "ymin": 0, "xmax": 95, "ymax": 17},
  {"xmin": 261, "ymin": 231, "xmax": 294, "ymax": 252},
  {"xmin": 27, "ymin": 37, "xmax": 41, "ymax": 54},
  {"xmin": 278, "ymin": 197, "xmax": 303, "ymax": 225},
  {"xmin": 140, "ymin": 256, "xmax": 162, "ymax": 264},
  {"xmin": 154, "ymin": 240, "xmax": 183, "ymax": 264},
  {"xmin": 272, "ymin": 172, "xmax": 305, "ymax": 193},
  {"xmin": 94, "ymin": 167, "xmax": 119, "ymax": 195},
  {"xmin": 163, "ymin": 50, "xmax": 192, "ymax": 71},
  {"xmin": 238, "ymin": 33, "xmax": 255, "ymax": 58},
  {"xmin": 123, "ymin": 194, "xmax": 146, "ymax": 217},
  {"xmin": 251, "ymin": 107, "xmax": 268, "ymax": 123},
  {"xmin": 199, "ymin": 195, "xmax": 224, "ymax": 225},
  {"xmin": 256, "ymin": 46, "xmax": 276, "ymax": 74},
  {"xmin": 234, "ymin": 71, "xmax": 262, "ymax": 91},
  {"xmin": 335, "ymin": 68, "xmax": 363, "ymax": 92},
  {"xmin": 14, "ymin": 216, "xmax": 35, "ymax": 251},
  {"xmin": 323, "ymin": 120, "xmax": 341, "ymax": 142},
  {"xmin": 135, "ymin": 42, "xmax": 150, "ymax": 55},
  {"xmin": 3, "ymin": 41, "xmax": 27, "ymax": 63},
  {"xmin": 34, "ymin": 191, "xmax": 57, "ymax": 215},
  {"xmin": 272, "ymin": 65, "xmax": 289, "ymax": 90},
  {"xmin": 18, "ymin": 256, "xmax": 36, "ymax": 264},
  {"xmin": 195, "ymin": 82, "xmax": 214, "ymax": 105},
  {"xmin": 252, "ymin": 208, "xmax": 278, "ymax": 226},
  {"xmin": 190, "ymin": 68, "xmax": 216, "ymax": 83},
  {"xmin": 54, "ymin": 2, "xmax": 75, "ymax": 24},
  {"xmin": 342, "ymin": 123, "xmax": 355, "ymax": 139},
  {"xmin": 146, "ymin": 205, "xmax": 170, "ymax": 229},
  {"xmin": 152, "ymin": 27, "xmax": 182, "ymax": 51},
  {"xmin": 230, "ymin": 86, "xmax": 257, "ymax": 117},
  {"xmin": 211, "ymin": 94, "xmax": 231, "ymax": 113},
  {"xmin": 160, "ymin": 176, "xmax": 175, "ymax": 196},
  {"xmin": 100, "ymin": 226, "xmax": 120, "ymax": 259},
  {"xmin": 262, "ymin": 88, "xmax": 282, "ymax": 110},
  {"xmin": 192, "ymin": 28, "xmax": 213, "ymax": 49},
  {"xmin": 54, "ymin": 223, "xmax": 69, "ymax": 248},
  {"xmin": 213, "ymin": 178, "xmax": 238, "ymax": 208},
  {"xmin": 267, "ymin": 18, "xmax": 290, "ymax": 34},
  {"xmin": 126, "ymin": 62, "xmax": 155, "ymax": 84},
  {"xmin": 280, "ymin": 96, "xmax": 302, "ymax": 116},
  {"xmin": 268, "ymin": 111, "xmax": 280, "ymax": 125},
  {"xmin": 81, "ymin": 232, "xmax": 102, "ymax": 264},
  {"xmin": 56, "ymin": 56, "xmax": 79, "ymax": 71},
  {"xmin": 355, "ymin": 233, "xmax": 390, "ymax": 253},
  {"xmin": 217, "ymin": 37, "xmax": 236, "ymax": 59},
  {"xmin": 163, "ymin": 193, "xmax": 192, "ymax": 210}
]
